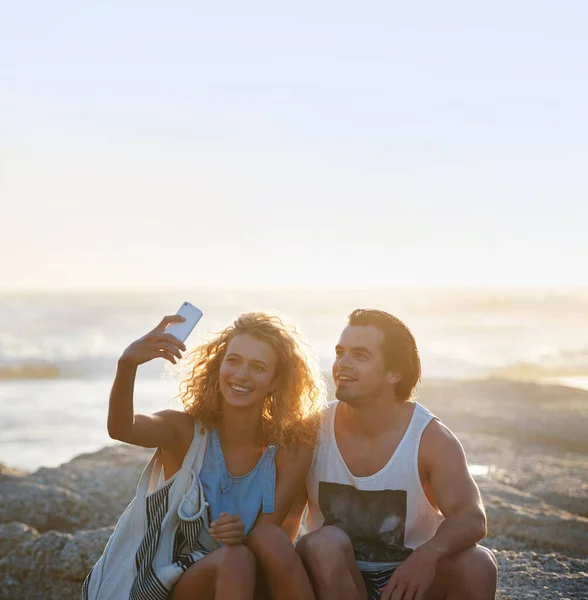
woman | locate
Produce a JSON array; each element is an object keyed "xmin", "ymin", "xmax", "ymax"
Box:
[{"xmin": 105, "ymin": 311, "xmax": 324, "ymax": 600}]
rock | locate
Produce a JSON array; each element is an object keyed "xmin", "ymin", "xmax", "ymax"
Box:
[
  {"xmin": 0, "ymin": 527, "xmax": 113, "ymax": 600},
  {"xmin": 0, "ymin": 444, "xmax": 152, "ymax": 533},
  {"xmin": 418, "ymin": 379, "xmax": 588, "ymax": 453},
  {"xmin": 0, "ymin": 479, "xmax": 105, "ymax": 533},
  {"xmin": 480, "ymin": 479, "xmax": 588, "ymax": 557},
  {"xmin": 488, "ymin": 456, "xmax": 588, "ymax": 517},
  {"xmin": 0, "ymin": 522, "xmax": 38, "ymax": 559},
  {"xmin": 30, "ymin": 443, "xmax": 153, "ymax": 523},
  {"xmin": 494, "ymin": 550, "xmax": 588, "ymax": 600}
]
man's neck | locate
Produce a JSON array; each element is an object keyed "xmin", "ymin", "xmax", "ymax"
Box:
[{"xmin": 337, "ymin": 396, "xmax": 412, "ymax": 438}]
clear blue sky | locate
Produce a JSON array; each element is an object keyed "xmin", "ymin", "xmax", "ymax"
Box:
[{"xmin": 1, "ymin": 1, "xmax": 587, "ymax": 289}]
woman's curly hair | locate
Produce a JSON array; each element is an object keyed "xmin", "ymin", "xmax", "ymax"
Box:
[{"xmin": 178, "ymin": 312, "xmax": 326, "ymax": 448}]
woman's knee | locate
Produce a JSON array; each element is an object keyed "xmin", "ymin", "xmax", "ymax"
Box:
[
  {"xmin": 214, "ymin": 544, "xmax": 257, "ymax": 576},
  {"xmin": 247, "ymin": 524, "xmax": 293, "ymax": 560}
]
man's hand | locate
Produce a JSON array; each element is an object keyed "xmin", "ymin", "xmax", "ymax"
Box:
[
  {"xmin": 209, "ymin": 512, "xmax": 246, "ymax": 545},
  {"xmin": 380, "ymin": 546, "xmax": 439, "ymax": 600}
]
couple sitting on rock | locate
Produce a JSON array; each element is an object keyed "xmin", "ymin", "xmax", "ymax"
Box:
[{"xmin": 83, "ymin": 309, "xmax": 497, "ymax": 600}]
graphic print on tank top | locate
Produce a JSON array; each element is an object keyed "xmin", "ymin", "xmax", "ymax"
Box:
[{"xmin": 318, "ymin": 481, "xmax": 413, "ymax": 563}]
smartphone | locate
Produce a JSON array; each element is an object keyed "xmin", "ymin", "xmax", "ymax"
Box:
[{"xmin": 164, "ymin": 302, "xmax": 204, "ymax": 343}]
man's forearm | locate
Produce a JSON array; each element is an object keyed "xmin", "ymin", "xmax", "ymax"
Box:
[{"xmin": 419, "ymin": 505, "xmax": 487, "ymax": 562}]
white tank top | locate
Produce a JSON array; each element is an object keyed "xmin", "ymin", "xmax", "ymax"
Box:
[{"xmin": 306, "ymin": 401, "xmax": 444, "ymax": 571}]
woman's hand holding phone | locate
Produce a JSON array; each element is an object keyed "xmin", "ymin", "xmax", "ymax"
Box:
[{"xmin": 119, "ymin": 315, "xmax": 187, "ymax": 367}]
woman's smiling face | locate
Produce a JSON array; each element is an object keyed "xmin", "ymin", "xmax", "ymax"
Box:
[{"xmin": 218, "ymin": 333, "xmax": 278, "ymax": 410}]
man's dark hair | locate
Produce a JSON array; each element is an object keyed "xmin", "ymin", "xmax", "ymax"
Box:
[{"xmin": 348, "ymin": 308, "xmax": 421, "ymax": 402}]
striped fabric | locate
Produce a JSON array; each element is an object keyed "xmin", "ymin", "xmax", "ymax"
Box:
[
  {"xmin": 130, "ymin": 481, "xmax": 174, "ymax": 600},
  {"xmin": 361, "ymin": 566, "xmax": 397, "ymax": 600},
  {"xmin": 81, "ymin": 423, "xmax": 210, "ymax": 600}
]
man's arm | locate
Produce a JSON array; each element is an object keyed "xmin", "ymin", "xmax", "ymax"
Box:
[
  {"xmin": 381, "ymin": 419, "xmax": 486, "ymax": 600},
  {"xmin": 281, "ymin": 488, "xmax": 309, "ymax": 542},
  {"xmin": 418, "ymin": 419, "xmax": 487, "ymax": 560}
]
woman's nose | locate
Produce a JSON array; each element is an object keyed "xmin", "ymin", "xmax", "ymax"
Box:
[{"xmin": 234, "ymin": 364, "xmax": 249, "ymax": 380}]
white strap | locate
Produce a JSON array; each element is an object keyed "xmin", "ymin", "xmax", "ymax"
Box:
[{"xmin": 134, "ymin": 420, "xmax": 204, "ymax": 500}]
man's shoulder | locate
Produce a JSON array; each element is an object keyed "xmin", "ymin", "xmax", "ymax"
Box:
[
  {"xmin": 419, "ymin": 418, "xmax": 466, "ymax": 465},
  {"xmin": 316, "ymin": 400, "xmax": 338, "ymax": 426}
]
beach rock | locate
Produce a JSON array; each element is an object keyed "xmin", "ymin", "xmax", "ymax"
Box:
[
  {"xmin": 0, "ymin": 522, "xmax": 38, "ymax": 559},
  {"xmin": 0, "ymin": 478, "xmax": 105, "ymax": 533},
  {"xmin": 0, "ymin": 444, "xmax": 153, "ymax": 533},
  {"xmin": 480, "ymin": 479, "xmax": 588, "ymax": 557},
  {"xmin": 0, "ymin": 527, "xmax": 113, "ymax": 600},
  {"xmin": 419, "ymin": 379, "xmax": 588, "ymax": 453},
  {"xmin": 30, "ymin": 443, "xmax": 153, "ymax": 521},
  {"xmin": 488, "ymin": 456, "xmax": 588, "ymax": 517},
  {"xmin": 493, "ymin": 550, "xmax": 588, "ymax": 600}
]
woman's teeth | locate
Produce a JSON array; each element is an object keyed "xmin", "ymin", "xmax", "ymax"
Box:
[{"xmin": 229, "ymin": 383, "xmax": 252, "ymax": 393}]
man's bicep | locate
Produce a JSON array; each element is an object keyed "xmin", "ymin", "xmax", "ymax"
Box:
[{"xmin": 422, "ymin": 422, "xmax": 483, "ymax": 517}]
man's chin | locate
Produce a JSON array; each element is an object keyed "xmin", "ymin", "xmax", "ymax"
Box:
[{"xmin": 335, "ymin": 389, "xmax": 359, "ymax": 405}]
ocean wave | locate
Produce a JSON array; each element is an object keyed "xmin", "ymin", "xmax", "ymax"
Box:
[
  {"xmin": 3, "ymin": 349, "xmax": 588, "ymax": 382},
  {"xmin": 0, "ymin": 356, "xmax": 173, "ymax": 381},
  {"xmin": 0, "ymin": 362, "xmax": 62, "ymax": 380}
]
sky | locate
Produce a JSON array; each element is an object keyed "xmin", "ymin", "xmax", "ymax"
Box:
[{"xmin": 1, "ymin": 1, "xmax": 587, "ymax": 289}]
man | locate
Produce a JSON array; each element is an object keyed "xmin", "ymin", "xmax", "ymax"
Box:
[{"xmin": 297, "ymin": 309, "xmax": 497, "ymax": 600}]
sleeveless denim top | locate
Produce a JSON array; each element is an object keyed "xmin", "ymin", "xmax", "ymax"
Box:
[{"xmin": 199, "ymin": 429, "xmax": 277, "ymax": 535}]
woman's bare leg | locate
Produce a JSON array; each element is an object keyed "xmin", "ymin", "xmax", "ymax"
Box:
[
  {"xmin": 247, "ymin": 524, "xmax": 315, "ymax": 600},
  {"xmin": 170, "ymin": 545, "xmax": 256, "ymax": 600}
]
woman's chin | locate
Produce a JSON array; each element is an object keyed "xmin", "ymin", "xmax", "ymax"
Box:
[{"xmin": 221, "ymin": 393, "xmax": 263, "ymax": 410}]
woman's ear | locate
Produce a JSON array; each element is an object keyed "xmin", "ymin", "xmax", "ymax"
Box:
[{"xmin": 269, "ymin": 373, "xmax": 282, "ymax": 395}]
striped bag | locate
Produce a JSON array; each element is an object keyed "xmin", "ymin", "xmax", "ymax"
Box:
[{"xmin": 82, "ymin": 421, "xmax": 217, "ymax": 600}]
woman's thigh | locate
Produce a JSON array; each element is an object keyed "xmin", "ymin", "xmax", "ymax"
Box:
[{"xmin": 170, "ymin": 545, "xmax": 256, "ymax": 600}]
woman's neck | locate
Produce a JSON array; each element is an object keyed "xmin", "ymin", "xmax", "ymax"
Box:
[{"xmin": 218, "ymin": 405, "xmax": 265, "ymax": 449}]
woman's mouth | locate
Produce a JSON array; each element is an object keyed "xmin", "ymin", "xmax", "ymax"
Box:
[{"xmin": 229, "ymin": 383, "xmax": 253, "ymax": 394}]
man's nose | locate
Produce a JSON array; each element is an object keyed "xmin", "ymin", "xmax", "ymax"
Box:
[{"xmin": 337, "ymin": 353, "xmax": 351, "ymax": 368}]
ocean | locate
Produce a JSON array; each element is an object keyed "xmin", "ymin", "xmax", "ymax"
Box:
[{"xmin": 2, "ymin": 287, "xmax": 588, "ymax": 471}]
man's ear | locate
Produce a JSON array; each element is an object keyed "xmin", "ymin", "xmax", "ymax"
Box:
[{"xmin": 387, "ymin": 372, "xmax": 402, "ymax": 384}]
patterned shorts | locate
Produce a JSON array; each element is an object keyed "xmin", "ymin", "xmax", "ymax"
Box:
[{"xmin": 361, "ymin": 566, "xmax": 397, "ymax": 600}]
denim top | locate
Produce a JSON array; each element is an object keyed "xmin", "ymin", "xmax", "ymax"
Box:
[{"xmin": 199, "ymin": 429, "xmax": 277, "ymax": 535}]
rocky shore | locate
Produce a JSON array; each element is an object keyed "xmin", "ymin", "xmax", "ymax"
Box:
[{"xmin": 1, "ymin": 378, "xmax": 587, "ymax": 599}]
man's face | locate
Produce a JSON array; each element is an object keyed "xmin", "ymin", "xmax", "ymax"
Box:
[{"xmin": 332, "ymin": 324, "xmax": 396, "ymax": 406}]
